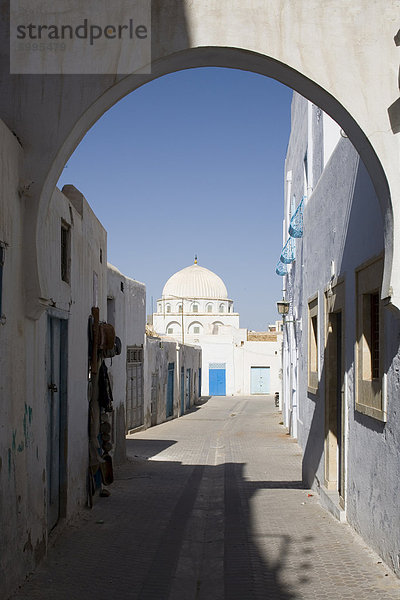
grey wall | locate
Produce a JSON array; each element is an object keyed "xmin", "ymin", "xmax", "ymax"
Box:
[{"xmin": 284, "ymin": 92, "xmax": 400, "ymax": 575}]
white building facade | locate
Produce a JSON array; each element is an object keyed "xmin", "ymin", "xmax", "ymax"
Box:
[
  {"xmin": 153, "ymin": 260, "xmax": 282, "ymax": 397},
  {"xmin": 280, "ymin": 92, "xmax": 400, "ymax": 577}
]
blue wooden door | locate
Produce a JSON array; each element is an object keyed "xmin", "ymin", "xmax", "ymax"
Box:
[
  {"xmin": 199, "ymin": 368, "xmax": 202, "ymax": 397},
  {"xmin": 250, "ymin": 367, "xmax": 270, "ymax": 394},
  {"xmin": 167, "ymin": 363, "xmax": 174, "ymax": 418},
  {"xmin": 209, "ymin": 364, "xmax": 226, "ymax": 396},
  {"xmin": 180, "ymin": 367, "xmax": 185, "ymax": 415},
  {"xmin": 46, "ymin": 316, "xmax": 67, "ymax": 531},
  {"xmin": 185, "ymin": 368, "xmax": 191, "ymax": 409}
]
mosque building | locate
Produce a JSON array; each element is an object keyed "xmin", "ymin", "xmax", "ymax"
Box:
[{"xmin": 152, "ymin": 258, "xmax": 282, "ymax": 397}]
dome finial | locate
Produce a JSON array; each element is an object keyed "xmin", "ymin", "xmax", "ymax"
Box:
[{"xmin": 194, "ymin": 254, "xmax": 198, "ymax": 265}]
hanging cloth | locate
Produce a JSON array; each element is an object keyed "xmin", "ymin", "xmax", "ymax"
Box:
[
  {"xmin": 276, "ymin": 260, "xmax": 288, "ymax": 276},
  {"xmin": 280, "ymin": 237, "xmax": 296, "ymax": 264},
  {"xmin": 289, "ymin": 196, "xmax": 305, "ymax": 238}
]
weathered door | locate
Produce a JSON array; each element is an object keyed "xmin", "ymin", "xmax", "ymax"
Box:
[
  {"xmin": 126, "ymin": 346, "xmax": 143, "ymax": 431},
  {"xmin": 180, "ymin": 366, "xmax": 185, "ymax": 415},
  {"xmin": 250, "ymin": 367, "xmax": 270, "ymax": 394},
  {"xmin": 209, "ymin": 363, "xmax": 226, "ymax": 396},
  {"xmin": 185, "ymin": 368, "xmax": 191, "ymax": 409},
  {"xmin": 325, "ymin": 311, "xmax": 345, "ymax": 504},
  {"xmin": 46, "ymin": 316, "xmax": 67, "ymax": 532},
  {"xmin": 166, "ymin": 362, "xmax": 174, "ymax": 418},
  {"xmin": 199, "ymin": 367, "xmax": 202, "ymax": 397},
  {"xmin": 150, "ymin": 373, "xmax": 158, "ymax": 427}
]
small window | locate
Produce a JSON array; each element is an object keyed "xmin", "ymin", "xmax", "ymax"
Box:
[
  {"xmin": 193, "ymin": 326, "xmax": 200, "ymax": 334},
  {"xmin": 207, "ymin": 304, "xmax": 213, "ymax": 313},
  {"xmin": 308, "ymin": 297, "xmax": 318, "ymax": 392},
  {"xmin": 356, "ymin": 257, "xmax": 384, "ymax": 420},
  {"xmin": 178, "ymin": 304, "xmax": 183, "ymax": 313},
  {"xmin": 192, "ymin": 304, "xmax": 199, "ymax": 313},
  {"xmin": 127, "ymin": 346, "xmax": 143, "ymax": 363},
  {"xmin": 100, "ymin": 248, "xmax": 103, "ymax": 264},
  {"xmin": 166, "ymin": 304, "xmax": 171, "ymax": 313},
  {"xmin": 168, "ymin": 327, "xmax": 173, "ymax": 334},
  {"xmin": 120, "ymin": 281, "xmax": 124, "ymax": 293},
  {"xmin": 370, "ymin": 292, "xmax": 380, "ymax": 380},
  {"xmin": 158, "ymin": 304, "xmax": 162, "ymax": 313},
  {"xmin": 107, "ymin": 297, "xmax": 116, "ymax": 328},
  {"xmin": 219, "ymin": 304, "xmax": 225, "ymax": 313},
  {"xmin": 61, "ymin": 222, "xmax": 71, "ymax": 283}
]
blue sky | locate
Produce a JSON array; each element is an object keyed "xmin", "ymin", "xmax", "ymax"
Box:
[{"xmin": 58, "ymin": 67, "xmax": 293, "ymax": 330}]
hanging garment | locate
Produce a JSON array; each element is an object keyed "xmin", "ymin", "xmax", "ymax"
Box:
[{"xmin": 98, "ymin": 360, "xmax": 114, "ymax": 412}]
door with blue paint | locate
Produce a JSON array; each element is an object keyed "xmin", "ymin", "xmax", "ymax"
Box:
[
  {"xmin": 185, "ymin": 368, "xmax": 191, "ymax": 409},
  {"xmin": 199, "ymin": 368, "xmax": 202, "ymax": 397},
  {"xmin": 209, "ymin": 363, "xmax": 226, "ymax": 396},
  {"xmin": 250, "ymin": 367, "xmax": 270, "ymax": 394},
  {"xmin": 46, "ymin": 316, "xmax": 67, "ymax": 532},
  {"xmin": 166, "ymin": 362, "xmax": 174, "ymax": 418},
  {"xmin": 180, "ymin": 366, "xmax": 185, "ymax": 415}
]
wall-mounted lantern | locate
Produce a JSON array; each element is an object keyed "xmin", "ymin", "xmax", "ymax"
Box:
[{"xmin": 277, "ymin": 300, "xmax": 290, "ymax": 315}]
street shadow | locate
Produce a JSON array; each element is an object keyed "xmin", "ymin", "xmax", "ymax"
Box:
[
  {"xmin": 12, "ymin": 445, "xmax": 310, "ymax": 599},
  {"xmin": 196, "ymin": 396, "xmax": 211, "ymax": 405},
  {"xmin": 125, "ymin": 437, "xmax": 176, "ymax": 460}
]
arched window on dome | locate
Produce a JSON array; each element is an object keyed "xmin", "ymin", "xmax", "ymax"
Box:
[
  {"xmin": 158, "ymin": 303, "xmax": 162, "ymax": 313},
  {"xmin": 188, "ymin": 321, "xmax": 203, "ymax": 335},
  {"xmin": 166, "ymin": 304, "xmax": 171, "ymax": 313},
  {"xmin": 219, "ymin": 304, "xmax": 225, "ymax": 313},
  {"xmin": 212, "ymin": 321, "xmax": 224, "ymax": 335},
  {"xmin": 177, "ymin": 303, "xmax": 183, "ymax": 313},
  {"xmin": 206, "ymin": 303, "xmax": 213, "ymax": 313},
  {"xmin": 166, "ymin": 321, "xmax": 181, "ymax": 335},
  {"xmin": 192, "ymin": 303, "xmax": 199, "ymax": 313}
]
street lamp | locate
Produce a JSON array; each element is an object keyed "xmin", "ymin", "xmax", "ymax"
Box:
[{"xmin": 277, "ymin": 300, "xmax": 290, "ymax": 315}]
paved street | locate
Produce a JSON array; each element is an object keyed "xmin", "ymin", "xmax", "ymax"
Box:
[{"xmin": 10, "ymin": 396, "xmax": 400, "ymax": 599}]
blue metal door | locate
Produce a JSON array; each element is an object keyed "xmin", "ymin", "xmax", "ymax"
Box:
[
  {"xmin": 180, "ymin": 367, "xmax": 185, "ymax": 415},
  {"xmin": 167, "ymin": 363, "xmax": 174, "ymax": 418},
  {"xmin": 209, "ymin": 364, "xmax": 226, "ymax": 396},
  {"xmin": 250, "ymin": 367, "xmax": 270, "ymax": 394}
]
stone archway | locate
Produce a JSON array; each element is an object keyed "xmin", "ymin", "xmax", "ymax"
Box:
[{"xmin": 0, "ymin": 1, "xmax": 397, "ymax": 316}]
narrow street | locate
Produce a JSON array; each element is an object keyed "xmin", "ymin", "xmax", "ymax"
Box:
[{"xmin": 11, "ymin": 397, "xmax": 400, "ymax": 600}]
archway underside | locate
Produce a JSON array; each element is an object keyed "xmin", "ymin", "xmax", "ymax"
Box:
[{"xmin": 31, "ymin": 46, "xmax": 393, "ymax": 317}]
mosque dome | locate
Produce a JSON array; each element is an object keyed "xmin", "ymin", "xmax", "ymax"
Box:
[{"xmin": 162, "ymin": 261, "xmax": 229, "ymax": 299}]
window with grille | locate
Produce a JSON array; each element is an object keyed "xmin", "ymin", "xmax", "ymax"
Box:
[
  {"xmin": 192, "ymin": 304, "xmax": 199, "ymax": 313},
  {"xmin": 193, "ymin": 326, "xmax": 200, "ymax": 334},
  {"xmin": 127, "ymin": 346, "xmax": 143, "ymax": 363}
]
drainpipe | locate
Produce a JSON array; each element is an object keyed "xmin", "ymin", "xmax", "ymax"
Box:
[
  {"xmin": 307, "ymin": 101, "xmax": 314, "ymax": 198},
  {"xmin": 283, "ymin": 171, "xmax": 292, "ymax": 430}
]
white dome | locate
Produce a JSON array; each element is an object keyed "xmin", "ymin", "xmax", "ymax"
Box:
[{"xmin": 162, "ymin": 263, "xmax": 228, "ymax": 299}]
